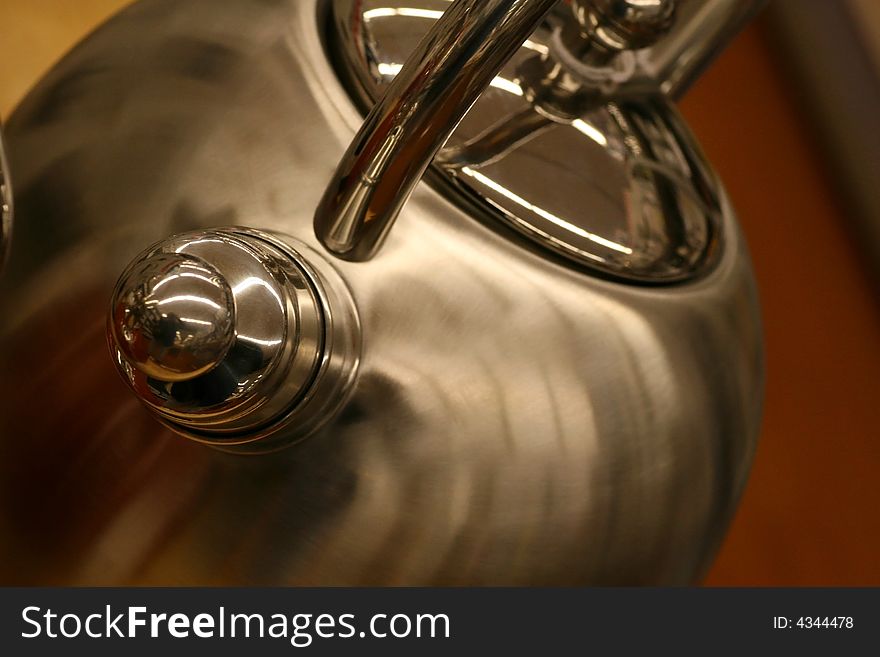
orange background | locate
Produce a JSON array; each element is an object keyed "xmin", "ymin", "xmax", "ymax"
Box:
[
  {"xmin": 683, "ymin": 19, "xmax": 880, "ymax": 585},
  {"xmin": 1, "ymin": 3, "xmax": 878, "ymax": 585}
]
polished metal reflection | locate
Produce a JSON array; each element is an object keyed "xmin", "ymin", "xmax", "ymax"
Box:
[
  {"xmin": 314, "ymin": 0, "xmax": 558, "ymax": 261},
  {"xmin": 566, "ymin": 0, "xmax": 677, "ymax": 65},
  {"xmin": 108, "ymin": 228, "xmax": 360, "ymax": 450},
  {"xmin": 512, "ymin": 0, "xmax": 676, "ymax": 123},
  {"xmin": 111, "ymin": 252, "xmax": 236, "ymax": 382},
  {"xmin": 0, "ymin": 121, "xmax": 11, "ymax": 274},
  {"xmin": 331, "ymin": 0, "xmax": 720, "ymax": 281},
  {"xmin": 0, "ymin": 0, "xmax": 762, "ymax": 585}
]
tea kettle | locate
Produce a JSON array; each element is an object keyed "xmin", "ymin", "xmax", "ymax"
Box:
[{"xmin": 0, "ymin": 0, "xmax": 765, "ymax": 585}]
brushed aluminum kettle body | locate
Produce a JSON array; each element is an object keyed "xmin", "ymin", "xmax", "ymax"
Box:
[{"xmin": 0, "ymin": 0, "xmax": 763, "ymax": 584}]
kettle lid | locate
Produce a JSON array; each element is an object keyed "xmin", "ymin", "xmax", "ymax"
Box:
[{"xmin": 329, "ymin": 0, "xmax": 722, "ymax": 283}]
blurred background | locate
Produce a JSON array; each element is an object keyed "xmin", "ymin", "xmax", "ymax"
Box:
[{"xmin": 0, "ymin": 0, "xmax": 878, "ymax": 585}]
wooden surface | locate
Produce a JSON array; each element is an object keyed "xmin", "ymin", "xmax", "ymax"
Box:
[
  {"xmin": 0, "ymin": 0, "xmax": 131, "ymax": 118},
  {"xmin": 1, "ymin": 2, "xmax": 878, "ymax": 585}
]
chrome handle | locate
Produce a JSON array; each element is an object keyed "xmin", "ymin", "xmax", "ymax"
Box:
[
  {"xmin": 314, "ymin": 0, "xmax": 557, "ymax": 262},
  {"xmin": 636, "ymin": 0, "xmax": 767, "ymax": 98}
]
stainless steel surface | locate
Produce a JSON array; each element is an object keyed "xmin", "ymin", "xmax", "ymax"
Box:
[
  {"xmin": 314, "ymin": 0, "xmax": 557, "ymax": 262},
  {"xmin": 108, "ymin": 228, "xmax": 360, "ymax": 449},
  {"xmin": 331, "ymin": 0, "xmax": 720, "ymax": 281},
  {"xmin": 0, "ymin": 0, "xmax": 762, "ymax": 584},
  {"xmin": 0, "ymin": 121, "xmax": 11, "ymax": 274}
]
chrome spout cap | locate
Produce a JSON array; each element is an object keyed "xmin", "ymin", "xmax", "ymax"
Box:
[
  {"xmin": 108, "ymin": 229, "xmax": 361, "ymax": 451},
  {"xmin": 110, "ymin": 252, "xmax": 237, "ymax": 383}
]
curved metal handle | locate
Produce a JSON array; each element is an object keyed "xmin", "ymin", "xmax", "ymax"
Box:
[
  {"xmin": 314, "ymin": 0, "xmax": 557, "ymax": 262},
  {"xmin": 634, "ymin": 0, "xmax": 767, "ymax": 98}
]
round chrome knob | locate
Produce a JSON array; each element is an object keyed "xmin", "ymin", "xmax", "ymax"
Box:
[
  {"xmin": 570, "ymin": 0, "xmax": 676, "ymax": 62},
  {"xmin": 110, "ymin": 253, "xmax": 236, "ymax": 382},
  {"xmin": 108, "ymin": 228, "xmax": 361, "ymax": 451},
  {"xmin": 574, "ymin": 0, "xmax": 676, "ymax": 50}
]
